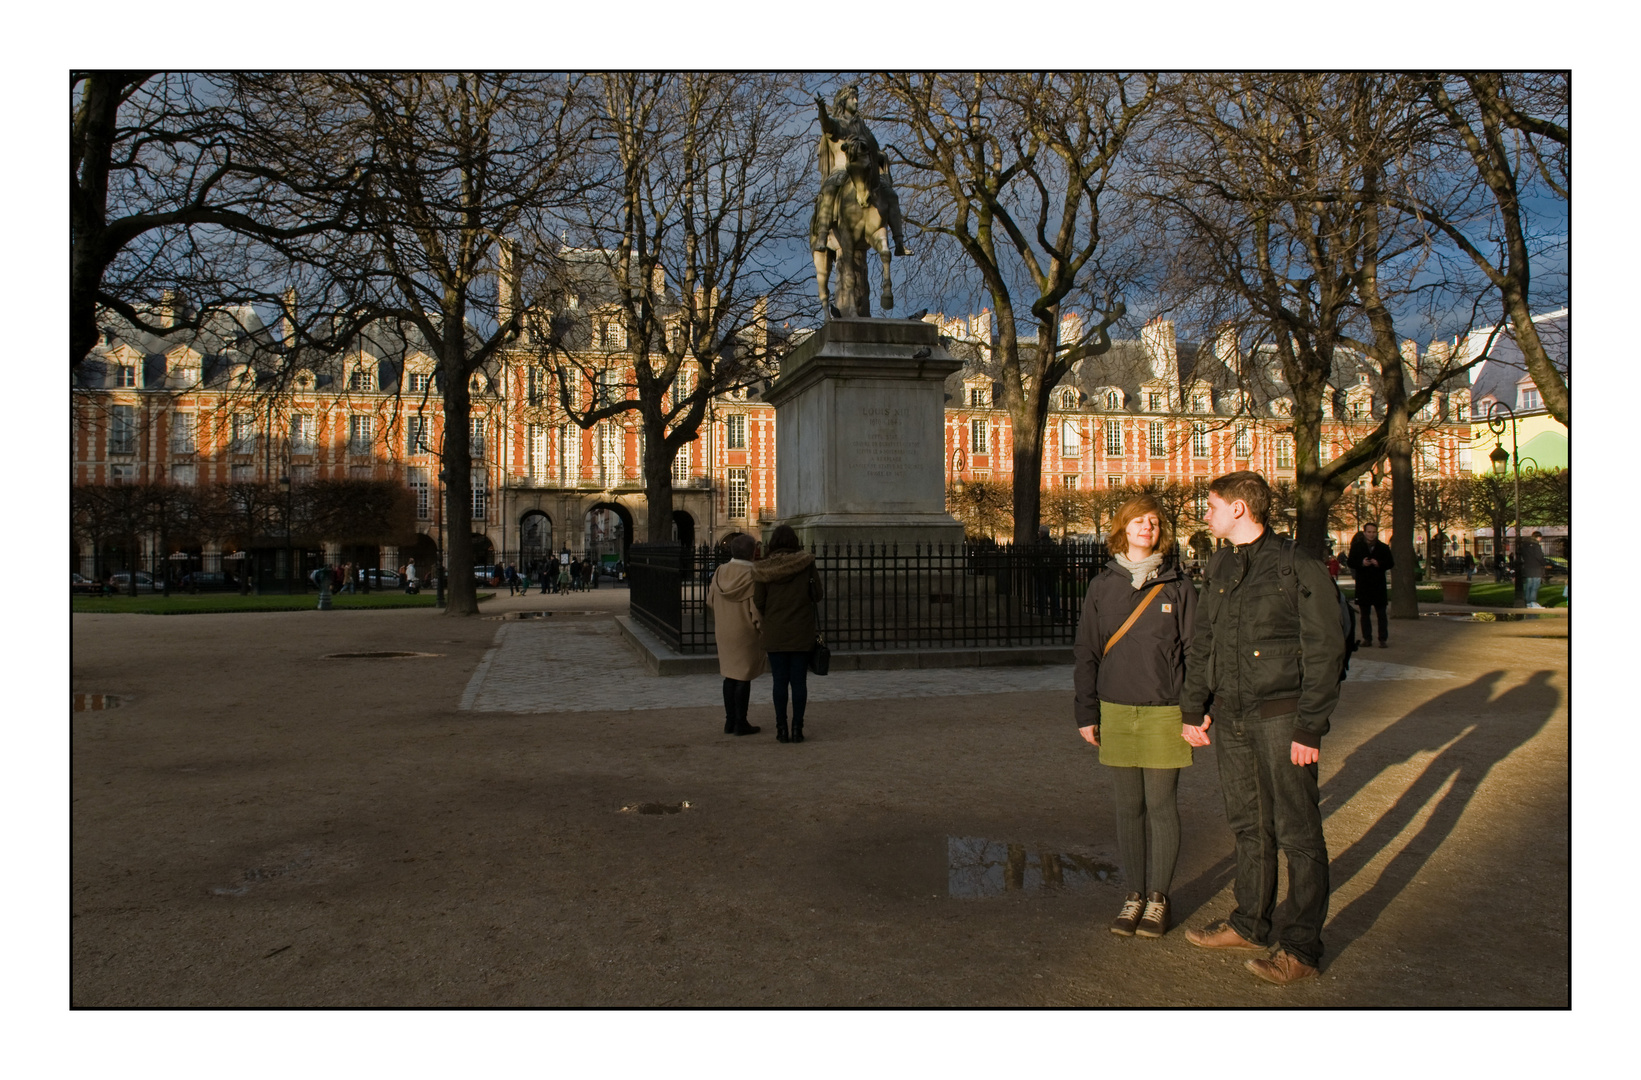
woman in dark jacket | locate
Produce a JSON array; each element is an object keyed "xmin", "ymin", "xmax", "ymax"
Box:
[
  {"xmin": 1073, "ymin": 494, "xmax": 1198, "ymax": 939},
  {"xmin": 753, "ymin": 524, "xmax": 825, "ymax": 744}
]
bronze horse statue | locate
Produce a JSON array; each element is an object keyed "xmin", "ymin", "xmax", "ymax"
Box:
[{"xmin": 812, "ymin": 135, "xmax": 895, "ymax": 318}]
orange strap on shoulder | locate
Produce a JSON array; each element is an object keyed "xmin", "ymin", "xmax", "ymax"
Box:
[{"xmin": 1103, "ymin": 582, "xmax": 1167, "ymax": 656}]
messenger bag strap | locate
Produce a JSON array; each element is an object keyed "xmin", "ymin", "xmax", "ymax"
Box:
[{"xmin": 1103, "ymin": 582, "xmax": 1167, "ymax": 656}]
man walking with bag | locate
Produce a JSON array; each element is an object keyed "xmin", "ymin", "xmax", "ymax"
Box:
[{"xmin": 1180, "ymin": 471, "xmax": 1346, "ymax": 985}]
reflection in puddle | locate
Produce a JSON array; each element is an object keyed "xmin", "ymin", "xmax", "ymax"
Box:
[{"xmin": 947, "ymin": 836, "xmax": 1120, "ymax": 898}]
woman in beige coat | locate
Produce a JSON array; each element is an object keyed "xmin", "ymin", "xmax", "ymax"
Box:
[{"xmin": 706, "ymin": 532, "xmax": 765, "ymax": 736}]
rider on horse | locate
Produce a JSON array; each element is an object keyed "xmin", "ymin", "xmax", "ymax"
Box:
[{"xmin": 810, "ymin": 84, "xmax": 911, "ymax": 258}]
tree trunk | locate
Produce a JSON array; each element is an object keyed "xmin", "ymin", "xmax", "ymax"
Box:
[
  {"xmin": 1387, "ymin": 415, "xmax": 1419, "ymax": 619},
  {"xmin": 1010, "ymin": 416, "xmax": 1044, "ymax": 546},
  {"xmin": 1295, "ymin": 483, "xmax": 1337, "ymax": 560},
  {"xmin": 644, "ymin": 414, "xmax": 677, "ymax": 543},
  {"xmin": 441, "ymin": 353, "xmax": 478, "ymax": 616}
]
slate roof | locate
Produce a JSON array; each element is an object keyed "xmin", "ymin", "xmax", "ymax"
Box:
[{"xmin": 1465, "ymin": 310, "xmax": 1568, "ymax": 418}]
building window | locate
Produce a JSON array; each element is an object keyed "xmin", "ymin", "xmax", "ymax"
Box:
[
  {"xmin": 349, "ymin": 367, "xmax": 375, "ymax": 392},
  {"xmin": 1057, "ymin": 387, "xmax": 1078, "ymax": 411},
  {"xmin": 1349, "ymin": 399, "xmax": 1368, "ymax": 420},
  {"xmin": 170, "ymin": 463, "xmax": 195, "ymax": 485},
  {"xmin": 1276, "ymin": 437, "xmax": 1293, "ymax": 469},
  {"xmin": 969, "ymin": 385, "xmax": 988, "ymax": 408},
  {"xmin": 1104, "ymin": 419, "xmax": 1123, "ymax": 457},
  {"xmin": 1060, "ymin": 420, "xmax": 1081, "ymax": 458},
  {"xmin": 290, "ymin": 414, "xmax": 316, "ymax": 454},
  {"xmin": 231, "ymin": 412, "xmax": 257, "ymax": 454},
  {"xmin": 1193, "ymin": 493, "xmax": 1208, "ymax": 520},
  {"xmin": 529, "ymin": 423, "xmax": 549, "ymax": 481},
  {"xmin": 727, "ymin": 414, "xmax": 747, "ymax": 450},
  {"xmin": 470, "ymin": 416, "xmax": 486, "ymax": 459},
  {"xmin": 170, "ymin": 413, "xmax": 196, "ymax": 454},
  {"xmin": 1061, "ymin": 474, "xmax": 1078, "ymax": 490},
  {"xmin": 599, "ymin": 320, "xmax": 625, "ymax": 350},
  {"xmin": 1147, "ymin": 391, "xmax": 1165, "ymax": 412},
  {"xmin": 1104, "ymin": 389, "xmax": 1121, "ymax": 411},
  {"xmin": 407, "ymin": 371, "xmax": 431, "ymax": 394},
  {"xmin": 110, "ymin": 463, "xmax": 136, "ymax": 484},
  {"xmin": 670, "ymin": 370, "xmax": 692, "ymax": 408},
  {"xmin": 598, "ymin": 422, "xmax": 618, "ymax": 485},
  {"xmin": 1193, "ymin": 392, "xmax": 1210, "ymax": 413},
  {"xmin": 230, "ymin": 463, "xmax": 254, "ymax": 482},
  {"xmin": 595, "ymin": 369, "xmax": 619, "ymax": 407},
  {"xmin": 115, "ymin": 364, "xmax": 137, "ymax": 388},
  {"xmin": 972, "ymin": 470, "xmax": 991, "ymax": 484},
  {"xmin": 1520, "ymin": 386, "xmax": 1541, "ymax": 411},
  {"xmin": 1234, "ymin": 425, "xmax": 1251, "ymax": 458},
  {"xmin": 1148, "ymin": 420, "xmax": 1165, "ymax": 457},
  {"xmin": 171, "ymin": 362, "xmax": 200, "ymax": 387},
  {"xmin": 1191, "ymin": 422, "xmax": 1208, "ymax": 458},
  {"xmin": 1106, "ymin": 474, "xmax": 1123, "ymax": 488},
  {"xmin": 471, "ymin": 469, "xmax": 487, "ymax": 519},
  {"xmin": 407, "ymin": 416, "xmax": 430, "ymax": 455},
  {"xmin": 971, "ymin": 418, "xmax": 989, "ymax": 455},
  {"xmin": 349, "ymin": 415, "xmax": 373, "ymax": 453},
  {"xmin": 672, "ymin": 445, "xmax": 690, "ymax": 485},
  {"xmin": 408, "ymin": 467, "xmax": 430, "ymax": 519},
  {"xmin": 527, "ymin": 367, "xmax": 548, "ymax": 405},
  {"xmin": 292, "ymin": 464, "xmax": 315, "ymax": 484},
  {"xmin": 727, "ymin": 468, "xmax": 748, "ymax": 519}
]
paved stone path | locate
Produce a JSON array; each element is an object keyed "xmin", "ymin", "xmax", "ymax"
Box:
[{"xmin": 458, "ymin": 618, "xmax": 1457, "ymax": 714}]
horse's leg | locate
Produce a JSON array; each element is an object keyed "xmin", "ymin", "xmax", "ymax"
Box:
[{"xmin": 872, "ymin": 224, "xmax": 894, "ymax": 311}]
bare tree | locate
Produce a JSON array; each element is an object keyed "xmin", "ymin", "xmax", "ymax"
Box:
[
  {"xmin": 878, "ymin": 73, "xmax": 1156, "ymax": 545},
  {"xmin": 232, "ymin": 73, "xmax": 592, "ymax": 615},
  {"xmin": 1408, "ymin": 73, "xmax": 1569, "ymax": 427},
  {"xmin": 947, "ymin": 479, "xmax": 1014, "ymax": 542},
  {"xmin": 544, "ymin": 72, "xmax": 809, "ymax": 542}
]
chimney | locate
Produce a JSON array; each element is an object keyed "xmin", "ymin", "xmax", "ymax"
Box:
[
  {"xmin": 1141, "ymin": 318, "xmax": 1179, "ymax": 389},
  {"xmin": 157, "ymin": 289, "xmax": 178, "ymax": 330},
  {"xmin": 650, "ymin": 263, "xmax": 665, "ymax": 298},
  {"xmin": 753, "ymin": 295, "xmax": 768, "ymax": 352},
  {"xmin": 280, "ymin": 287, "xmax": 297, "ymax": 347},
  {"xmin": 1214, "ymin": 324, "xmax": 1239, "ymax": 369},
  {"xmin": 497, "ymin": 238, "xmax": 519, "ymax": 339}
]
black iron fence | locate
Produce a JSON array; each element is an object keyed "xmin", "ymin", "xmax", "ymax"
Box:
[{"xmin": 628, "ymin": 540, "xmax": 1110, "ymax": 654}]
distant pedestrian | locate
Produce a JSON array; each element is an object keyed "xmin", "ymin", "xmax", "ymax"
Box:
[
  {"xmin": 1347, "ymin": 523, "xmax": 1393, "ymax": 647},
  {"xmin": 1326, "ymin": 554, "xmax": 1341, "ymax": 582},
  {"xmin": 706, "ymin": 533, "xmax": 764, "ymax": 737},
  {"xmin": 1464, "ymin": 552, "xmax": 1475, "ymax": 581},
  {"xmin": 1074, "ymin": 494, "xmax": 1198, "ymax": 940},
  {"xmin": 404, "ymin": 559, "xmax": 418, "ymax": 594},
  {"xmin": 753, "ymin": 525, "xmax": 824, "ymax": 744},
  {"xmin": 1521, "ymin": 531, "xmax": 1547, "ymax": 607},
  {"xmin": 556, "ymin": 561, "xmax": 571, "ymax": 594},
  {"xmin": 506, "ymin": 564, "xmax": 519, "ymax": 596}
]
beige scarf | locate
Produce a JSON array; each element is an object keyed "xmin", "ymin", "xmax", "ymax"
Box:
[{"xmin": 1113, "ymin": 551, "xmax": 1164, "ymax": 590}]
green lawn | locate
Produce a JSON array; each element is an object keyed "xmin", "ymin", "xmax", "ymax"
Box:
[
  {"xmin": 71, "ymin": 591, "xmax": 495, "ymax": 615},
  {"xmin": 1339, "ymin": 582, "xmax": 1565, "ymax": 608}
]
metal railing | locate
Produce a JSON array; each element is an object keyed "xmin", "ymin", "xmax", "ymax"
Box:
[{"xmin": 628, "ymin": 540, "xmax": 1109, "ymax": 655}]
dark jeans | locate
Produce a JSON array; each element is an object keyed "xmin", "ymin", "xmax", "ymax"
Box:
[
  {"xmin": 722, "ymin": 677, "xmax": 751, "ymax": 726},
  {"xmin": 1107, "ymin": 766, "xmax": 1180, "ymax": 897},
  {"xmin": 767, "ymin": 651, "xmax": 810, "ymax": 723},
  {"xmin": 1359, "ymin": 600, "xmax": 1388, "ymax": 644},
  {"xmin": 1214, "ymin": 712, "xmax": 1329, "ymax": 967}
]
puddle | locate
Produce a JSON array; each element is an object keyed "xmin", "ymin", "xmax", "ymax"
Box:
[
  {"xmin": 1421, "ymin": 611, "xmax": 1560, "ymax": 622},
  {"xmin": 947, "ymin": 836, "xmax": 1120, "ymax": 898},
  {"xmin": 73, "ymin": 693, "xmax": 123, "ymax": 711},
  {"xmin": 320, "ymin": 651, "xmax": 441, "ymax": 659},
  {"xmin": 619, "ymin": 801, "xmax": 691, "ymax": 815}
]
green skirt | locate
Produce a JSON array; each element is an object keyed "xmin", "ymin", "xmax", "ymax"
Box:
[{"xmin": 1098, "ymin": 702, "xmax": 1193, "ymax": 769}]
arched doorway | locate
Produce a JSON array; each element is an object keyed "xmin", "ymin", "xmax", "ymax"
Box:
[
  {"xmin": 672, "ymin": 510, "xmax": 695, "ymax": 551},
  {"xmin": 519, "ymin": 511, "xmax": 553, "ymax": 574},
  {"xmin": 407, "ymin": 532, "xmax": 438, "ymax": 575},
  {"xmin": 471, "ymin": 533, "xmax": 496, "ymax": 573},
  {"xmin": 583, "ymin": 502, "xmax": 633, "ymax": 571}
]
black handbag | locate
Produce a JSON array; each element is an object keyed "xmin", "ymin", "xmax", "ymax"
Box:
[{"xmin": 808, "ymin": 632, "xmax": 830, "ymax": 676}]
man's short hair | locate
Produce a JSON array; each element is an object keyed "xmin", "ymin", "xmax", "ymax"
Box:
[
  {"xmin": 729, "ymin": 533, "xmax": 757, "ymax": 560},
  {"xmin": 1208, "ymin": 470, "xmax": 1271, "ymax": 524},
  {"xmin": 1532, "ymin": 531, "xmax": 1543, "ymax": 539}
]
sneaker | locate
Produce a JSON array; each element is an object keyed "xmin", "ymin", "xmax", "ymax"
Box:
[
  {"xmin": 1185, "ymin": 919, "xmax": 1265, "ymax": 950},
  {"xmin": 1134, "ymin": 892, "xmax": 1170, "ymax": 938},
  {"xmin": 1527, "ymin": 602, "xmax": 1543, "ymax": 608},
  {"xmin": 1109, "ymin": 892, "xmax": 1145, "ymax": 936},
  {"xmin": 1245, "ymin": 949, "xmax": 1318, "ymax": 985}
]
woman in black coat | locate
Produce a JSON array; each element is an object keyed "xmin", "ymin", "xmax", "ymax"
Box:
[
  {"xmin": 1073, "ymin": 494, "xmax": 1198, "ymax": 939},
  {"xmin": 753, "ymin": 525, "xmax": 824, "ymax": 743}
]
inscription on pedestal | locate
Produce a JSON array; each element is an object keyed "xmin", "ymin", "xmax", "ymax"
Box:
[{"xmin": 857, "ymin": 406, "xmax": 909, "ymax": 488}]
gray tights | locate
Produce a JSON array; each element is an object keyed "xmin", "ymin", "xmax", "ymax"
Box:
[{"xmin": 1108, "ymin": 766, "xmax": 1181, "ymax": 897}]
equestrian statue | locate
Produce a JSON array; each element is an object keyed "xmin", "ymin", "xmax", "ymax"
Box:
[{"xmin": 810, "ymin": 84, "xmax": 911, "ymax": 319}]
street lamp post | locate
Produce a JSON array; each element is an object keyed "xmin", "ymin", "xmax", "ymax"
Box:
[
  {"xmin": 1487, "ymin": 401, "xmax": 1540, "ymax": 609},
  {"xmin": 436, "ymin": 468, "xmax": 447, "ymax": 608}
]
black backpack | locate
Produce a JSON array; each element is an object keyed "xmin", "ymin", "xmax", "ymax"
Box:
[{"xmin": 1275, "ymin": 538, "xmax": 1358, "ymax": 682}]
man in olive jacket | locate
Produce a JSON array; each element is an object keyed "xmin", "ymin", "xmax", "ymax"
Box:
[{"xmin": 1179, "ymin": 471, "xmax": 1346, "ymax": 986}]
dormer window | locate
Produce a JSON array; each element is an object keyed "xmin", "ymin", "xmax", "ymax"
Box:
[
  {"xmin": 408, "ymin": 371, "xmax": 431, "ymax": 394},
  {"xmin": 470, "ymin": 372, "xmax": 488, "ymax": 394},
  {"xmin": 1520, "ymin": 385, "xmax": 1542, "ymax": 411},
  {"xmin": 1104, "ymin": 389, "xmax": 1121, "ymax": 411},
  {"xmin": 115, "ymin": 364, "xmax": 137, "ymax": 388},
  {"xmin": 1056, "ymin": 386, "xmax": 1078, "ymax": 411},
  {"xmin": 969, "ymin": 385, "xmax": 989, "ymax": 408},
  {"xmin": 349, "ymin": 368, "xmax": 375, "ymax": 392},
  {"xmin": 1192, "ymin": 392, "xmax": 1210, "ymax": 413},
  {"xmin": 1147, "ymin": 391, "xmax": 1166, "ymax": 412},
  {"xmin": 294, "ymin": 371, "xmax": 315, "ymax": 391}
]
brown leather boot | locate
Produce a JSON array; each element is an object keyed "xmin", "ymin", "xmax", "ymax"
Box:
[
  {"xmin": 1184, "ymin": 919, "xmax": 1265, "ymax": 950},
  {"xmin": 1245, "ymin": 950, "xmax": 1319, "ymax": 985}
]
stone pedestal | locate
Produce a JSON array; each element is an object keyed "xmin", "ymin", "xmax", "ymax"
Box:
[{"xmin": 764, "ymin": 317, "xmax": 964, "ymax": 549}]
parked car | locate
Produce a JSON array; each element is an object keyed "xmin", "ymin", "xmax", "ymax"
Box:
[
  {"xmin": 1543, "ymin": 557, "xmax": 1568, "ymax": 580},
  {"xmin": 357, "ymin": 569, "xmax": 403, "ymax": 589},
  {"xmin": 107, "ymin": 571, "xmax": 161, "ymax": 592},
  {"xmin": 180, "ymin": 571, "xmax": 238, "ymax": 592},
  {"xmin": 71, "ymin": 572, "xmax": 102, "ymax": 595}
]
